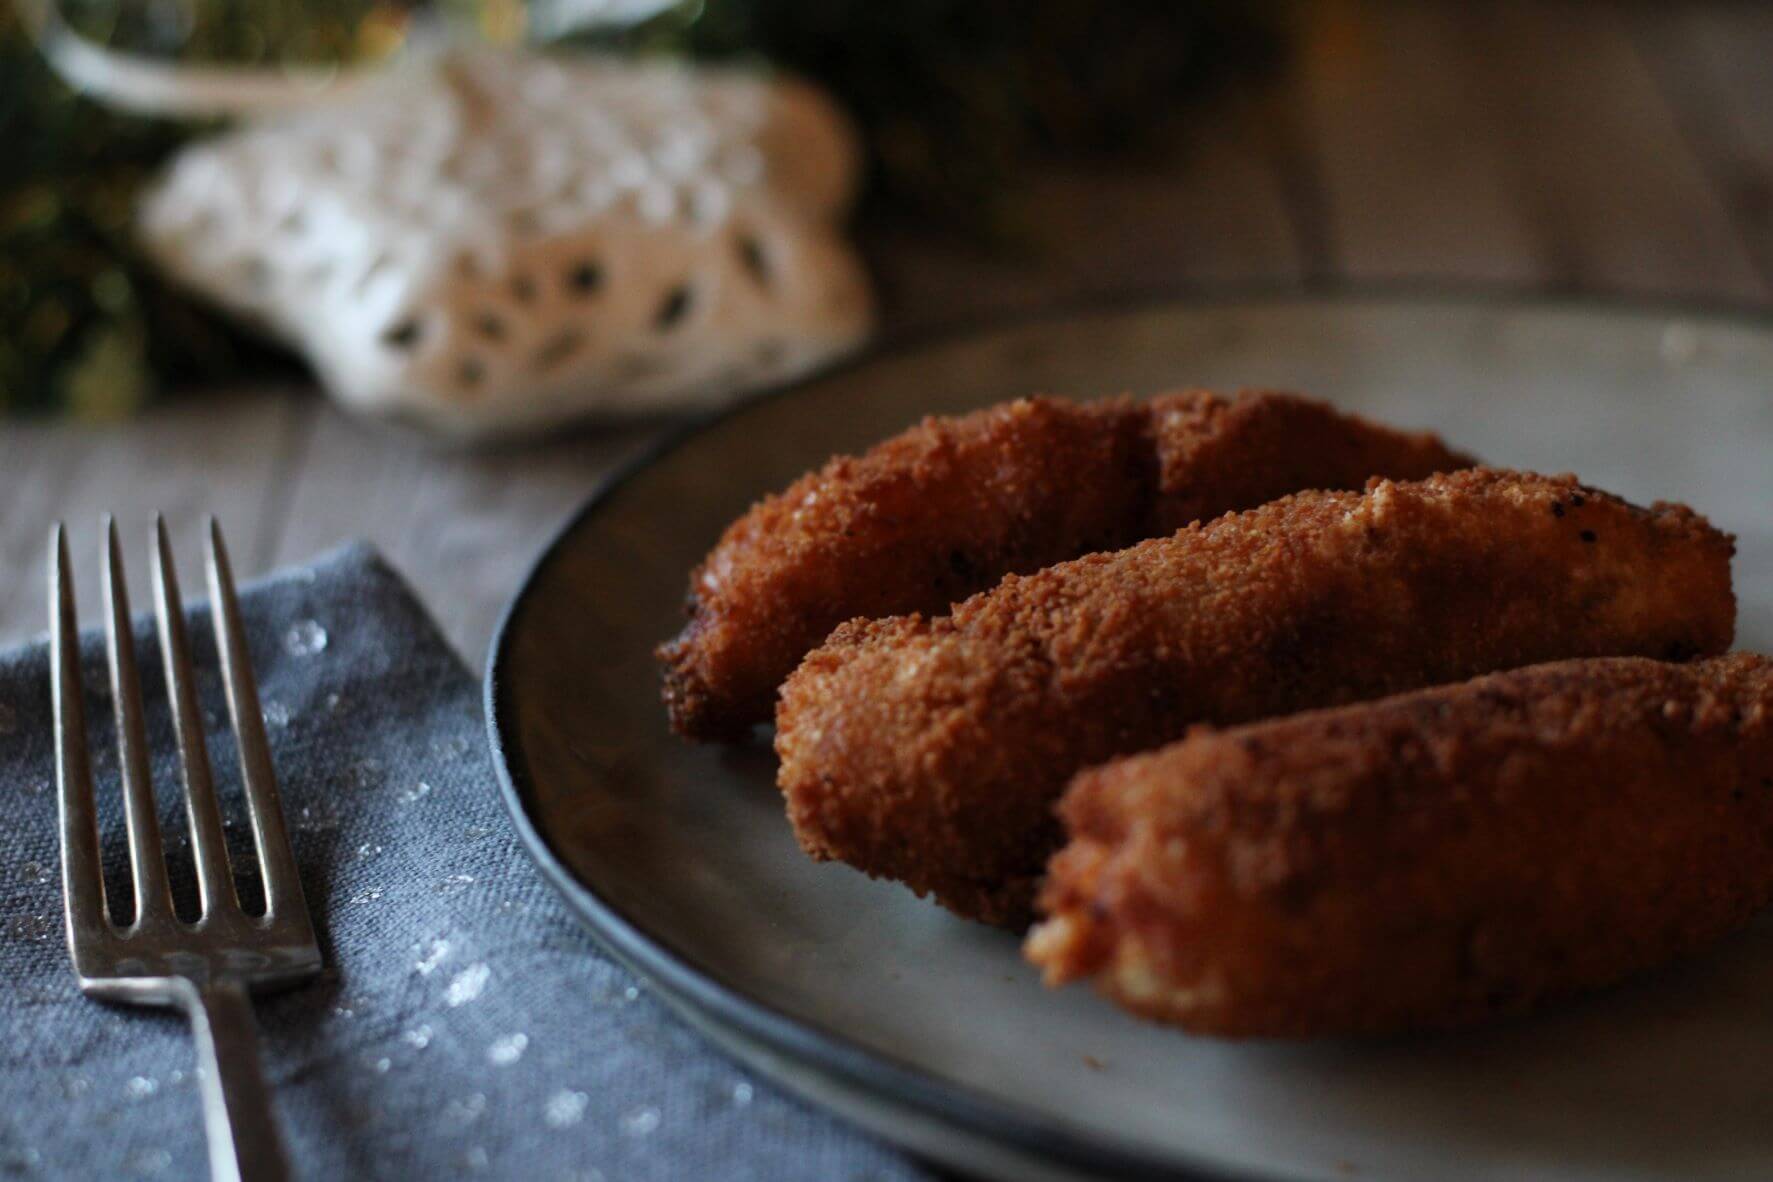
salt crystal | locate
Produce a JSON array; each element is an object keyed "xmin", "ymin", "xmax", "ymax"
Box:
[
  {"xmin": 284, "ymin": 620, "xmax": 328, "ymax": 656},
  {"xmin": 432, "ymin": 735, "xmax": 472, "ymax": 759},
  {"xmin": 544, "ymin": 1089, "xmax": 589, "ymax": 1128},
  {"xmin": 487, "ymin": 1033, "xmax": 528, "ymax": 1066},
  {"xmin": 296, "ymin": 802, "xmax": 340, "ymax": 832},
  {"xmin": 126, "ymin": 1148, "xmax": 172, "ymax": 1175},
  {"xmin": 415, "ymin": 939, "xmax": 451, "ymax": 976},
  {"xmin": 444, "ymin": 1092, "xmax": 487, "ymax": 1125},
  {"xmin": 10, "ymin": 914, "xmax": 54, "ymax": 941},
  {"xmin": 445, "ymin": 962, "xmax": 490, "ymax": 1006}
]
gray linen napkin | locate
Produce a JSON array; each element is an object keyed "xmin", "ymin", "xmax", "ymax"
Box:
[{"xmin": 0, "ymin": 543, "xmax": 932, "ymax": 1181}]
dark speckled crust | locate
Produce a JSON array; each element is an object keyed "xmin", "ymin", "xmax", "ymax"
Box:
[
  {"xmin": 657, "ymin": 390, "xmax": 1473, "ymax": 740},
  {"xmin": 1029, "ymin": 655, "xmax": 1773, "ymax": 1039},
  {"xmin": 776, "ymin": 470, "xmax": 1737, "ymax": 927}
]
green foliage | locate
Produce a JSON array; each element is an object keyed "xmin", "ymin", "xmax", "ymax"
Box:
[
  {"xmin": 0, "ymin": 1, "xmax": 320, "ymax": 415},
  {"xmin": 0, "ymin": 0, "xmax": 1280, "ymax": 415}
]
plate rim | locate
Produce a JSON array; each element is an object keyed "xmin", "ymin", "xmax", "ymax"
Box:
[{"xmin": 483, "ymin": 283, "xmax": 1773, "ymax": 1182}]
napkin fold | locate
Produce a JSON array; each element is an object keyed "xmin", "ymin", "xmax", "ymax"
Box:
[{"xmin": 0, "ymin": 543, "xmax": 932, "ymax": 1181}]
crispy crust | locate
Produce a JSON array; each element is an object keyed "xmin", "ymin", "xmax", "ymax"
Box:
[
  {"xmin": 1028, "ymin": 655, "xmax": 1773, "ymax": 1038},
  {"xmin": 658, "ymin": 390, "xmax": 1472, "ymax": 739},
  {"xmin": 776, "ymin": 470, "xmax": 1736, "ymax": 926}
]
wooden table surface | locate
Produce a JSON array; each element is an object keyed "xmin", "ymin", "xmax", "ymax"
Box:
[{"xmin": 7, "ymin": 0, "xmax": 1771, "ymax": 664}]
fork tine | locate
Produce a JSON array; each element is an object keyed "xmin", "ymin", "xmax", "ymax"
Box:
[
  {"xmin": 104, "ymin": 517, "xmax": 173, "ymax": 928},
  {"xmin": 50, "ymin": 524, "xmax": 109, "ymax": 942},
  {"xmin": 206, "ymin": 519, "xmax": 309, "ymax": 927},
  {"xmin": 151, "ymin": 516, "xmax": 238, "ymax": 918}
]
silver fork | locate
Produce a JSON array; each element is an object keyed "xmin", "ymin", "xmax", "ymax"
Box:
[{"xmin": 50, "ymin": 517, "xmax": 321, "ymax": 1182}]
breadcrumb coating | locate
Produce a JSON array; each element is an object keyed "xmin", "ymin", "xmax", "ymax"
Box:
[
  {"xmin": 776, "ymin": 470, "xmax": 1736, "ymax": 926},
  {"xmin": 658, "ymin": 390, "xmax": 1472, "ymax": 739},
  {"xmin": 1029, "ymin": 655, "xmax": 1773, "ymax": 1038}
]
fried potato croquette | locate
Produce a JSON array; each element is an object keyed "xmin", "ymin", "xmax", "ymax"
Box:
[
  {"xmin": 777, "ymin": 470, "xmax": 1736, "ymax": 926},
  {"xmin": 1027, "ymin": 655, "xmax": 1773, "ymax": 1038},
  {"xmin": 659, "ymin": 390, "xmax": 1472, "ymax": 739}
]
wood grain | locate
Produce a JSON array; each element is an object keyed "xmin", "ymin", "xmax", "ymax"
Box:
[
  {"xmin": 1, "ymin": 392, "xmax": 304, "ymax": 648},
  {"xmin": 5, "ymin": 0, "xmax": 1772, "ymax": 665},
  {"xmin": 1470, "ymin": 1, "xmax": 1765, "ymax": 302},
  {"xmin": 1628, "ymin": 4, "xmax": 1773, "ymax": 293},
  {"xmin": 1283, "ymin": 0, "xmax": 1547, "ymax": 283},
  {"xmin": 266, "ymin": 405, "xmax": 655, "ymax": 664},
  {"xmin": 863, "ymin": 86, "xmax": 1304, "ymax": 335}
]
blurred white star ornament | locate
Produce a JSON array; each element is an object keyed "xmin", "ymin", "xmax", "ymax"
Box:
[{"xmin": 138, "ymin": 51, "xmax": 874, "ymax": 438}]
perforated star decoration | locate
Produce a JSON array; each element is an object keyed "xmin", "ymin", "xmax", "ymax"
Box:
[{"xmin": 139, "ymin": 50, "xmax": 873, "ymax": 437}]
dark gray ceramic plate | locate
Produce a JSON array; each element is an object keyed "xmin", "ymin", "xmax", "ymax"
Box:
[{"xmin": 487, "ymin": 293, "xmax": 1773, "ymax": 1182}]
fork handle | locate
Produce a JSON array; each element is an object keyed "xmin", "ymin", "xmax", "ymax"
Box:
[{"xmin": 182, "ymin": 979, "xmax": 290, "ymax": 1182}]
